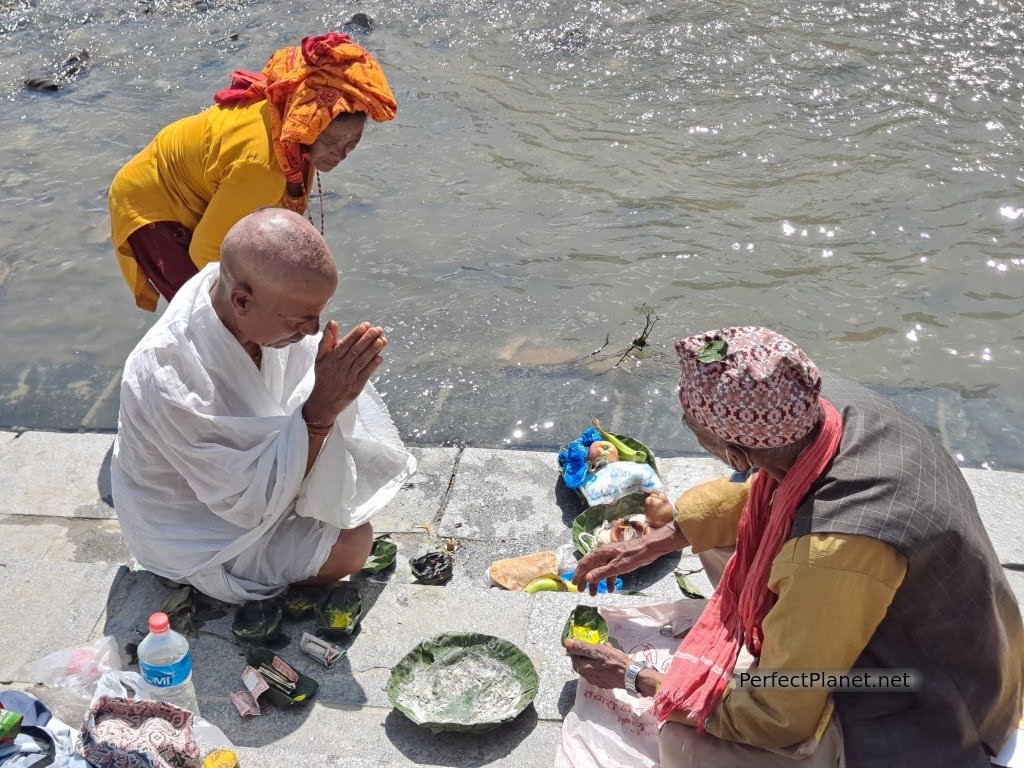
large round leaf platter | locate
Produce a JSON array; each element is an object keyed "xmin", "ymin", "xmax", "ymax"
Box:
[{"xmin": 387, "ymin": 633, "xmax": 539, "ymax": 734}]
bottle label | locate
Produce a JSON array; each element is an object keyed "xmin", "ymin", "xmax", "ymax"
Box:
[{"xmin": 140, "ymin": 650, "xmax": 192, "ymax": 688}]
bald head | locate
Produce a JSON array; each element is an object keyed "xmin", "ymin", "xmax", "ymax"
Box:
[
  {"xmin": 220, "ymin": 208, "xmax": 338, "ymax": 292},
  {"xmin": 212, "ymin": 208, "xmax": 340, "ymax": 350}
]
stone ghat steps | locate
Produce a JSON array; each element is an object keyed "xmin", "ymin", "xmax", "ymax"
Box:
[
  {"xmin": 0, "ymin": 434, "xmax": 716, "ymax": 766},
  {"xmin": 2, "ymin": 431, "xmax": 1022, "ymax": 766}
]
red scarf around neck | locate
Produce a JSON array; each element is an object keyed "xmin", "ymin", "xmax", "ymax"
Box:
[{"xmin": 651, "ymin": 398, "xmax": 844, "ymax": 728}]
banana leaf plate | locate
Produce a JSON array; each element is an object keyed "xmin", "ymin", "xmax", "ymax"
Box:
[
  {"xmin": 314, "ymin": 585, "xmax": 363, "ymax": 638},
  {"xmin": 388, "ymin": 633, "xmax": 539, "ymax": 734},
  {"xmin": 231, "ymin": 599, "xmax": 283, "ymax": 643},
  {"xmin": 571, "ymin": 498, "xmax": 652, "ymax": 555},
  {"xmin": 362, "ymin": 535, "xmax": 398, "ymax": 575},
  {"xmin": 560, "ymin": 605, "xmax": 610, "ymax": 647}
]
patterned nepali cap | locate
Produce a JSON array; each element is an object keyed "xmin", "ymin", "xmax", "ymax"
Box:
[{"xmin": 676, "ymin": 327, "xmax": 822, "ymax": 449}]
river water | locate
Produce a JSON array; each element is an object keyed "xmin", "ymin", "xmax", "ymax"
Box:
[{"xmin": 0, "ymin": 0, "xmax": 1021, "ymax": 467}]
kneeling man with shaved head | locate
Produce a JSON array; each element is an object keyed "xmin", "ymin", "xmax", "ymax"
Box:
[{"xmin": 112, "ymin": 208, "xmax": 415, "ymax": 603}]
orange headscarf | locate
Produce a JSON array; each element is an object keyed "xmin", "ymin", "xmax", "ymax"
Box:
[{"xmin": 214, "ymin": 33, "xmax": 397, "ymax": 185}]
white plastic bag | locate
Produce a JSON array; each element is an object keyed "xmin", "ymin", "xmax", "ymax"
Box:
[
  {"xmin": 555, "ymin": 599, "xmax": 708, "ymax": 768},
  {"xmin": 91, "ymin": 670, "xmax": 234, "ymax": 756},
  {"xmin": 22, "ymin": 635, "xmax": 123, "ymax": 701}
]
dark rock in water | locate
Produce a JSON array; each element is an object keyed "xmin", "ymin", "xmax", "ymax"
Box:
[
  {"xmin": 24, "ymin": 50, "xmax": 90, "ymax": 93},
  {"xmin": 23, "ymin": 77, "xmax": 60, "ymax": 92},
  {"xmin": 61, "ymin": 50, "xmax": 90, "ymax": 78},
  {"xmin": 346, "ymin": 12, "xmax": 374, "ymax": 30}
]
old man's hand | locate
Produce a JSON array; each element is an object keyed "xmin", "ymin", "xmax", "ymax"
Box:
[
  {"xmin": 571, "ymin": 536, "xmax": 660, "ymax": 596},
  {"xmin": 565, "ymin": 640, "xmax": 634, "ymax": 690},
  {"xmin": 304, "ymin": 321, "xmax": 387, "ymax": 427}
]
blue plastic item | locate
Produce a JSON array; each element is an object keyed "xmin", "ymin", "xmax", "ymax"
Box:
[{"xmin": 560, "ymin": 570, "xmax": 624, "ymax": 594}]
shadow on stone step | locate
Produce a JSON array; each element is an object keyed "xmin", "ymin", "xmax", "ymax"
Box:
[
  {"xmin": 553, "ymin": 475, "xmax": 586, "ymax": 528},
  {"xmin": 557, "ymin": 679, "xmax": 577, "ymax": 718},
  {"xmin": 383, "ymin": 705, "xmax": 540, "ymax": 767},
  {"xmin": 97, "ymin": 442, "xmax": 113, "ymax": 506},
  {"xmin": 630, "ymin": 551, "xmax": 684, "ymax": 593}
]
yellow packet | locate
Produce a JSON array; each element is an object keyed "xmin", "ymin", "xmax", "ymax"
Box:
[{"xmin": 572, "ymin": 626, "xmax": 601, "ymax": 644}]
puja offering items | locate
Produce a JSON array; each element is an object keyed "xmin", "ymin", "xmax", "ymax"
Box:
[
  {"xmin": 488, "ymin": 551, "xmax": 558, "ymax": 591},
  {"xmin": 594, "ymin": 513, "xmax": 650, "ymax": 546},
  {"xmin": 231, "ymin": 599, "xmax": 283, "ymax": 643},
  {"xmin": 523, "ymin": 574, "xmax": 579, "ymax": 593},
  {"xmin": 561, "ymin": 605, "xmax": 610, "ymax": 647},
  {"xmin": 282, "ymin": 586, "xmax": 322, "ymax": 620},
  {"xmin": 388, "ymin": 633, "xmax": 539, "ymax": 734},
  {"xmin": 559, "ymin": 422, "xmax": 657, "ymax": 493},
  {"xmin": 586, "ymin": 440, "xmax": 618, "ymax": 470},
  {"xmin": 314, "ymin": 586, "xmax": 364, "ymax": 638},
  {"xmin": 410, "ymin": 551, "xmax": 454, "ymax": 585},
  {"xmin": 558, "ymin": 420, "xmax": 663, "ymax": 511},
  {"xmin": 300, "ymin": 632, "xmax": 345, "ymax": 668},
  {"xmin": 589, "ymin": 418, "xmax": 647, "ymax": 464},
  {"xmin": 362, "ymin": 535, "xmax": 399, "ymax": 574}
]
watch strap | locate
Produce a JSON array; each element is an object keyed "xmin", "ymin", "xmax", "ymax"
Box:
[{"xmin": 624, "ymin": 661, "xmax": 654, "ymax": 697}]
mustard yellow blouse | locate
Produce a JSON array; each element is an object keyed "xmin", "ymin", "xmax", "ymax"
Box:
[{"xmin": 109, "ymin": 101, "xmax": 304, "ymax": 311}]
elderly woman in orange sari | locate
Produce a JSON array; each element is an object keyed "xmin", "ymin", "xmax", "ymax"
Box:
[{"xmin": 109, "ymin": 33, "xmax": 397, "ymax": 311}]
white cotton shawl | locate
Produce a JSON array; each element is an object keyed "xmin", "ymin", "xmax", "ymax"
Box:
[{"xmin": 111, "ymin": 265, "xmax": 416, "ymax": 603}]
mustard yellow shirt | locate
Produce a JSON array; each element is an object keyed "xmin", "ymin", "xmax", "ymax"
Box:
[
  {"xmin": 109, "ymin": 101, "xmax": 298, "ymax": 311},
  {"xmin": 669, "ymin": 476, "xmax": 909, "ymax": 750}
]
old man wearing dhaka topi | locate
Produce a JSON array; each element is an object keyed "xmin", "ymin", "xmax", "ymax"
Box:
[
  {"xmin": 111, "ymin": 208, "xmax": 415, "ymax": 604},
  {"xmin": 565, "ymin": 327, "xmax": 1023, "ymax": 768}
]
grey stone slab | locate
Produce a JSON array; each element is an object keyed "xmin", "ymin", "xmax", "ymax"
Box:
[
  {"xmin": 657, "ymin": 457, "xmax": 732, "ymax": 498},
  {"xmin": 0, "ymin": 560, "xmax": 121, "ymax": 682},
  {"xmin": 438, "ymin": 448, "xmax": 583, "ymax": 544},
  {"xmin": 0, "ymin": 431, "xmax": 115, "ymax": 518},
  {"xmin": 962, "ymin": 468, "xmax": 1024, "ymax": 566},
  {"xmin": 45, "ymin": 518, "xmax": 130, "ymax": 563},
  {"xmin": 0, "ymin": 515, "xmax": 130, "ymax": 565},
  {"xmin": 0, "ymin": 431, "xmax": 17, "ymax": 449},
  {"xmin": 0, "ymin": 515, "xmax": 65, "ymax": 561},
  {"xmin": 373, "ymin": 447, "xmax": 459, "ymax": 533},
  {"xmin": 200, "ymin": 700, "xmax": 562, "ymax": 767}
]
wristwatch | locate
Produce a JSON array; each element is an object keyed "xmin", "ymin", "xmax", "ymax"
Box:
[{"xmin": 624, "ymin": 661, "xmax": 655, "ymax": 698}]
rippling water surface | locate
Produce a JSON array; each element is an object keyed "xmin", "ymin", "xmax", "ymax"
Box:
[{"xmin": 0, "ymin": 0, "xmax": 1021, "ymax": 466}]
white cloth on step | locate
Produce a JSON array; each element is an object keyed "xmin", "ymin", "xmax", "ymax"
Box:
[{"xmin": 111, "ymin": 265, "xmax": 416, "ymax": 603}]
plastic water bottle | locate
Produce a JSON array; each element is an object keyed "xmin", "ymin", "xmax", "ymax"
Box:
[{"xmin": 137, "ymin": 612, "xmax": 199, "ymax": 714}]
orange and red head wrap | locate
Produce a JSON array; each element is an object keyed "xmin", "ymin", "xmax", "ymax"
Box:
[{"xmin": 214, "ymin": 33, "xmax": 397, "ymax": 184}]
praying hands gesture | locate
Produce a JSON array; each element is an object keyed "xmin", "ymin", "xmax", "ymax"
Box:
[{"xmin": 303, "ymin": 320, "xmax": 387, "ymax": 431}]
